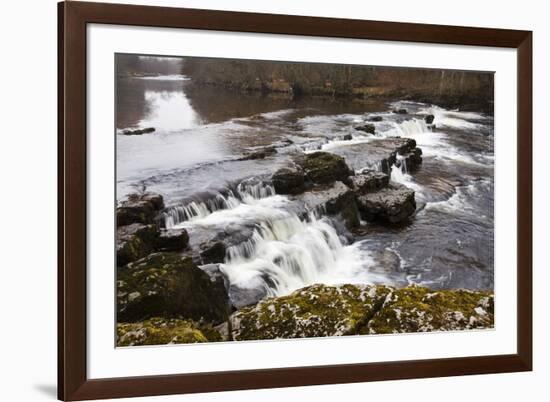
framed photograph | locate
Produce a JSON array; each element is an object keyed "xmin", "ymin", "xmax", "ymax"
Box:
[{"xmin": 58, "ymin": 1, "xmax": 532, "ymax": 400}]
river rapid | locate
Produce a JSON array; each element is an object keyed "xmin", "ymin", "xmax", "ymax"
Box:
[{"xmin": 116, "ymin": 72, "xmax": 494, "ymax": 307}]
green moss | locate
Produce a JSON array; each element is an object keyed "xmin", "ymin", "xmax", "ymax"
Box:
[
  {"xmin": 229, "ymin": 284, "xmax": 494, "ymax": 341},
  {"xmin": 117, "ymin": 318, "xmax": 210, "ymax": 346},
  {"xmin": 301, "ymin": 152, "xmax": 352, "ymax": 184},
  {"xmin": 366, "ymin": 286, "xmax": 494, "ymax": 334},
  {"xmin": 117, "ymin": 252, "xmax": 230, "ymax": 324},
  {"xmin": 230, "ymin": 284, "xmax": 391, "ymax": 341}
]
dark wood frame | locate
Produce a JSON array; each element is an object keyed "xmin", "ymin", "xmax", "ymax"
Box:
[{"xmin": 58, "ymin": 1, "xmax": 532, "ymax": 400}]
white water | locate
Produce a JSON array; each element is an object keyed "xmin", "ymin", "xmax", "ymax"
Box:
[
  {"xmin": 220, "ymin": 212, "xmax": 371, "ymax": 298},
  {"xmin": 165, "ymin": 182, "xmax": 276, "ymax": 227}
]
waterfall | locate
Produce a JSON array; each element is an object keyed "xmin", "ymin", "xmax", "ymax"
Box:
[
  {"xmin": 221, "ymin": 212, "xmax": 366, "ymax": 298},
  {"xmin": 163, "ymin": 180, "xmax": 276, "ymax": 228},
  {"xmin": 392, "ymin": 119, "xmax": 429, "ymax": 137}
]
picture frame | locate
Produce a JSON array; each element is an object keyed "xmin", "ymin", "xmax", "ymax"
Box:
[{"xmin": 58, "ymin": 1, "xmax": 532, "ymax": 400}]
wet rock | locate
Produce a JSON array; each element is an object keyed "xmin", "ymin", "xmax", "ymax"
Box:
[
  {"xmin": 292, "ymin": 181, "xmax": 360, "ymax": 230},
  {"xmin": 299, "ymin": 151, "xmax": 353, "ymax": 185},
  {"xmin": 354, "ymin": 123, "xmax": 375, "ymax": 134},
  {"xmin": 199, "ymin": 264, "xmax": 230, "ymax": 291},
  {"xmin": 356, "ymin": 183, "xmax": 416, "ymax": 224},
  {"xmin": 347, "ymin": 170, "xmax": 389, "ymax": 194},
  {"xmin": 228, "ymin": 284, "xmax": 494, "ymax": 340},
  {"xmin": 393, "ymin": 108, "xmax": 408, "ymax": 114},
  {"xmin": 239, "ymin": 146, "xmax": 277, "ymax": 160},
  {"xmin": 396, "ymin": 148, "xmax": 423, "ymax": 172},
  {"xmin": 117, "ymin": 317, "xmax": 223, "ymax": 346},
  {"xmin": 156, "ymin": 228, "xmax": 189, "ymax": 251},
  {"xmin": 229, "ymin": 285, "xmax": 269, "ymax": 309},
  {"xmin": 329, "ymin": 137, "xmax": 417, "ymax": 174},
  {"xmin": 199, "ymin": 241, "xmax": 227, "ymax": 264},
  {"xmin": 117, "ymin": 223, "xmax": 159, "ymax": 266},
  {"xmin": 117, "ymin": 252, "xmax": 231, "ymax": 324},
  {"xmin": 122, "ymin": 127, "xmax": 156, "ymax": 135},
  {"xmin": 117, "ymin": 192, "xmax": 164, "ymax": 226},
  {"xmin": 367, "ymin": 115, "xmax": 383, "ymax": 122},
  {"xmin": 272, "ymin": 165, "xmax": 306, "ymax": 194},
  {"xmin": 342, "ymin": 133, "xmax": 353, "ymax": 141},
  {"xmin": 424, "ymin": 114, "xmax": 435, "ymax": 124}
]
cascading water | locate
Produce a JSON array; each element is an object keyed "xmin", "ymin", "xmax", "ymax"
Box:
[
  {"xmin": 163, "ymin": 181, "xmax": 276, "ymax": 228},
  {"xmin": 220, "ymin": 212, "xmax": 367, "ymax": 299}
]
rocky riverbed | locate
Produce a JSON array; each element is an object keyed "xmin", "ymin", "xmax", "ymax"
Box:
[{"xmin": 115, "ymin": 70, "xmax": 494, "ymax": 346}]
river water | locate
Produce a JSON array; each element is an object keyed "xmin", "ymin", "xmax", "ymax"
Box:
[{"xmin": 116, "ymin": 72, "xmax": 494, "ymax": 306}]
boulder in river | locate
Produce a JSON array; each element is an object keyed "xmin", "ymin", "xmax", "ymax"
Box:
[
  {"xmin": 239, "ymin": 146, "xmax": 277, "ymax": 160},
  {"xmin": 117, "ymin": 192, "xmax": 164, "ymax": 226},
  {"xmin": 367, "ymin": 115, "xmax": 383, "ymax": 122},
  {"xmin": 228, "ymin": 284, "xmax": 494, "ymax": 341},
  {"xmin": 354, "ymin": 123, "xmax": 375, "ymax": 134},
  {"xmin": 272, "ymin": 165, "xmax": 306, "ymax": 194},
  {"xmin": 122, "ymin": 127, "xmax": 156, "ymax": 135},
  {"xmin": 199, "ymin": 240, "xmax": 227, "ymax": 264},
  {"xmin": 292, "ymin": 181, "xmax": 360, "ymax": 230},
  {"xmin": 300, "ymin": 151, "xmax": 353, "ymax": 185},
  {"xmin": 347, "ymin": 170, "xmax": 390, "ymax": 194},
  {"xmin": 117, "ymin": 252, "xmax": 231, "ymax": 324},
  {"xmin": 156, "ymin": 228, "xmax": 189, "ymax": 251},
  {"xmin": 356, "ymin": 183, "xmax": 416, "ymax": 224},
  {"xmin": 393, "ymin": 108, "xmax": 408, "ymax": 114},
  {"xmin": 116, "ymin": 223, "xmax": 159, "ymax": 266},
  {"xmin": 424, "ymin": 114, "xmax": 435, "ymax": 124},
  {"xmin": 396, "ymin": 148, "xmax": 423, "ymax": 172}
]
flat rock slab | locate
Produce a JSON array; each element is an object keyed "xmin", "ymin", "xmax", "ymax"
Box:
[
  {"xmin": 330, "ymin": 137, "xmax": 417, "ymax": 173},
  {"xmin": 291, "ymin": 181, "xmax": 360, "ymax": 229},
  {"xmin": 356, "ymin": 183, "xmax": 416, "ymax": 224}
]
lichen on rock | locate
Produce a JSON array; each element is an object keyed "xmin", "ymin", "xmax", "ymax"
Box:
[
  {"xmin": 366, "ymin": 285, "xmax": 494, "ymax": 334},
  {"xmin": 229, "ymin": 284, "xmax": 391, "ymax": 341},
  {"xmin": 116, "ymin": 317, "xmax": 222, "ymax": 346},
  {"xmin": 228, "ymin": 284, "xmax": 494, "ymax": 341}
]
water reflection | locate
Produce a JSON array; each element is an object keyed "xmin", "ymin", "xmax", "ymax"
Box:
[{"xmin": 138, "ymin": 89, "xmax": 200, "ymax": 132}]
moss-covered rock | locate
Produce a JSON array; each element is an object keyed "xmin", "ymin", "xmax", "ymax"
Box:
[
  {"xmin": 366, "ymin": 286, "xmax": 494, "ymax": 333},
  {"xmin": 156, "ymin": 228, "xmax": 189, "ymax": 251},
  {"xmin": 116, "ymin": 317, "xmax": 223, "ymax": 346},
  {"xmin": 300, "ymin": 151, "xmax": 353, "ymax": 185},
  {"xmin": 117, "ymin": 223, "xmax": 159, "ymax": 267},
  {"xmin": 228, "ymin": 284, "xmax": 494, "ymax": 341},
  {"xmin": 229, "ymin": 284, "xmax": 392, "ymax": 340},
  {"xmin": 272, "ymin": 165, "xmax": 306, "ymax": 195},
  {"xmin": 117, "ymin": 192, "xmax": 164, "ymax": 226},
  {"xmin": 117, "ymin": 252, "xmax": 230, "ymax": 324}
]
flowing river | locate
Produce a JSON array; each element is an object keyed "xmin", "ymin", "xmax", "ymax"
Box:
[{"xmin": 117, "ymin": 72, "xmax": 494, "ymax": 307}]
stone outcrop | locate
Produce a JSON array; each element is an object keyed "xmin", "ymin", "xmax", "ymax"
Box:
[
  {"xmin": 292, "ymin": 181, "xmax": 360, "ymax": 230},
  {"xmin": 356, "ymin": 183, "xmax": 416, "ymax": 224},
  {"xmin": 271, "ymin": 165, "xmax": 306, "ymax": 194},
  {"xmin": 346, "ymin": 170, "xmax": 389, "ymax": 193},
  {"xmin": 117, "ymin": 192, "xmax": 164, "ymax": 226},
  {"xmin": 228, "ymin": 284, "xmax": 494, "ymax": 341},
  {"xmin": 299, "ymin": 151, "xmax": 353, "ymax": 184},
  {"xmin": 116, "ymin": 317, "xmax": 222, "ymax": 346},
  {"xmin": 116, "ymin": 223, "xmax": 159, "ymax": 267},
  {"xmin": 117, "ymin": 252, "xmax": 231, "ymax": 324}
]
